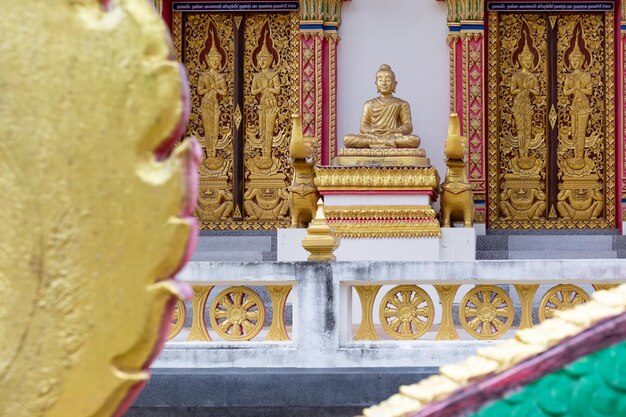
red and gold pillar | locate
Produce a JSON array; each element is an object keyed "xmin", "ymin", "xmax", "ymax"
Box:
[
  {"xmin": 445, "ymin": 0, "xmax": 486, "ymax": 223},
  {"xmin": 300, "ymin": 1, "xmax": 346, "ymax": 165},
  {"xmin": 616, "ymin": 1, "xmax": 626, "ymax": 224}
]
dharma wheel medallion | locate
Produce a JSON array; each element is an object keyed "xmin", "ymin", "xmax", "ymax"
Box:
[
  {"xmin": 460, "ymin": 286, "xmax": 514, "ymax": 340},
  {"xmin": 167, "ymin": 298, "xmax": 187, "ymax": 341},
  {"xmin": 539, "ymin": 284, "xmax": 590, "ymax": 322},
  {"xmin": 379, "ymin": 285, "xmax": 434, "ymax": 340},
  {"xmin": 210, "ymin": 287, "xmax": 266, "ymax": 341}
]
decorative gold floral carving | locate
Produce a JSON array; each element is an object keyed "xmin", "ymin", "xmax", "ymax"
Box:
[
  {"xmin": 549, "ymin": 104, "xmax": 557, "ymax": 129},
  {"xmin": 315, "ymin": 166, "xmax": 440, "ymax": 191},
  {"xmin": 327, "ymin": 220, "xmax": 441, "ymax": 239},
  {"xmin": 234, "ymin": 105, "xmax": 242, "ymax": 130},
  {"xmin": 173, "ymin": 12, "xmax": 182, "ymax": 62},
  {"xmin": 444, "ymin": 0, "xmax": 484, "ymax": 23},
  {"xmin": 299, "ymin": 0, "xmax": 345, "ymax": 24},
  {"xmin": 324, "ymin": 206, "xmax": 437, "ymax": 221}
]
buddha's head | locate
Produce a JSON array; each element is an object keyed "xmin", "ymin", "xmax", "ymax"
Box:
[{"xmin": 375, "ymin": 64, "xmax": 397, "ymax": 96}]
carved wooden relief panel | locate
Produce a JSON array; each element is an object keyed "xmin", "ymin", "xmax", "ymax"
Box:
[
  {"xmin": 488, "ymin": 10, "xmax": 616, "ymax": 229},
  {"xmin": 174, "ymin": 11, "xmax": 299, "ymax": 229}
]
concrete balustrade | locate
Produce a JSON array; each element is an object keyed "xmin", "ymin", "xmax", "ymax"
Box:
[{"xmin": 159, "ymin": 259, "xmax": 626, "ymax": 369}]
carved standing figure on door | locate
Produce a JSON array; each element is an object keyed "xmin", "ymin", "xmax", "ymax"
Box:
[
  {"xmin": 198, "ymin": 22, "xmax": 229, "ymax": 170},
  {"xmin": 510, "ymin": 21, "xmax": 543, "ymax": 171},
  {"xmin": 250, "ymin": 22, "xmax": 281, "ymax": 170},
  {"xmin": 563, "ymin": 23, "xmax": 594, "ymax": 172}
]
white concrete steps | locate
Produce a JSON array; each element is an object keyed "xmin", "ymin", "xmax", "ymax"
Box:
[{"xmin": 477, "ymin": 233, "xmax": 625, "ymax": 259}]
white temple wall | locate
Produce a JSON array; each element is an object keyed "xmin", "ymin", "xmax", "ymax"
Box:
[{"xmin": 338, "ymin": 0, "xmax": 450, "ymax": 176}]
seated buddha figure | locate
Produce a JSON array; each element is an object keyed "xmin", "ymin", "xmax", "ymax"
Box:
[{"xmin": 344, "ymin": 64, "xmax": 421, "ymax": 149}]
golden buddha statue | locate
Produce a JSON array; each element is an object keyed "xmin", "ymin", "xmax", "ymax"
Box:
[{"xmin": 344, "ymin": 64, "xmax": 422, "ymax": 149}]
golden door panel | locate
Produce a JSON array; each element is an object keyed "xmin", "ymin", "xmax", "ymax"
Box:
[
  {"xmin": 174, "ymin": 12, "xmax": 299, "ymax": 230},
  {"xmin": 488, "ymin": 11, "xmax": 615, "ymax": 229},
  {"xmin": 242, "ymin": 13, "xmax": 299, "ymax": 227},
  {"xmin": 496, "ymin": 14, "xmax": 549, "ymax": 224},
  {"xmin": 181, "ymin": 14, "xmax": 236, "ymax": 226},
  {"xmin": 555, "ymin": 14, "xmax": 614, "ymax": 226}
]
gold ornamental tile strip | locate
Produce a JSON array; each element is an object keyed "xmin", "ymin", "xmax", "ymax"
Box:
[
  {"xmin": 314, "ymin": 166, "xmax": 440, "ymax": 191},
  {"xmin": 361, "ymin": 284, "xmax": 626, "ymax": 417},
  {"xmin": 328, "ymin": 219, "xmax": 441, "ymax": 238},
  {"xmin": 336, "ymin": 148, "xmax": 426, "ymax": 157},
  {"xmin": 324, "ymin": 206, "xmax": 437, "ymax": 221}
]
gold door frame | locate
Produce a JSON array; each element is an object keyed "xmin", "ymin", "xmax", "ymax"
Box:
[{"xmin": 487, "ymin": 9, "xmax": 616, "ymax": 229}]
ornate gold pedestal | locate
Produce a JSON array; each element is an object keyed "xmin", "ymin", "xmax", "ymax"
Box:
[
  {"xmin": 315, "ymin": 166, "xmax": 440, "ymax": 238},
  {"xmin": 334, "ymin": 148, "xmax": 431, "ymax": 167}
]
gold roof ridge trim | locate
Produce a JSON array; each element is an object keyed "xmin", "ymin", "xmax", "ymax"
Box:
[{"xmin": 361, "ymin": 284, "xmax": 626, "ymax": 417}]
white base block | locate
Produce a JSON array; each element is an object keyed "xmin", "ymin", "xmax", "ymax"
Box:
[
  {"xmin": 277, "ymin": 228, "xmax": 308, "ymax": 261},
  {"xmin": 440, "ymin": 227, "xmax": 476, "ymax": 261},
  {"xmin": 278, "ymin": 227, "xmax": 477, "ymax": 262},
  {"xmin": 474, "ymin": 223, "xmax": 486, "ymax": 235},
  {"xmin": 335, "ymin": 238, "xmax": 440, "ymax": 261},
  {"xmin": 622, "ymin": 221, "xmax": 626, "ymax": 235}
]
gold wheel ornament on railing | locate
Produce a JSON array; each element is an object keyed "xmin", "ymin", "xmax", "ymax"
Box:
[
  {"xmin": 460, "ymin": 285, "xmax": 514, "ymax": 340},
  {"xmin": 379, "ymin": 285, "xmax": 434, "ymax": 340},
  {"xmin": 210, "ymin": 286, "xmax": 266, "ymax": 341},
  {"xmin": 539, "ymin": 284, "xmax": 590, "ymax": 322},
  {"xmin": 167, "ymin": 298, "xmax": 187, "ymax": 341}
]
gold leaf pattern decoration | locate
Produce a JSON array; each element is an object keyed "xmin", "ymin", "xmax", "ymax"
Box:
[{"xmin": 0, "ymin": 1, "xmax": 198, "ymax": 416}]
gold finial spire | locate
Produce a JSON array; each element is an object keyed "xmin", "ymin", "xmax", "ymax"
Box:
[{"xmin": 301, "ymin": 199, "xmax": 339, "ymax": 261}]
